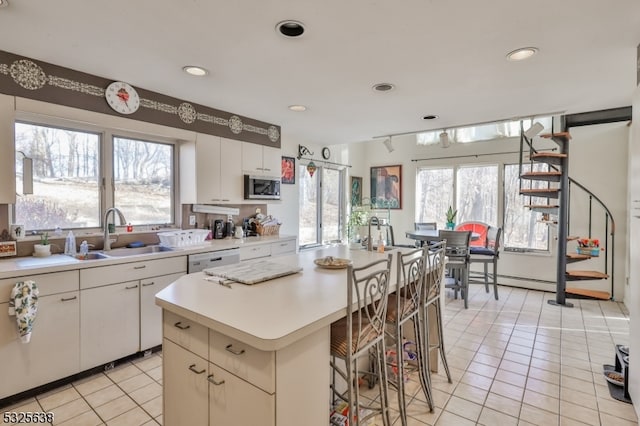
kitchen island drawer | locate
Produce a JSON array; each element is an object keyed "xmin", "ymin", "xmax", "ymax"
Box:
[
  {"xmin": 210, "ymin": 329, "xmax": 275, "ymax": 394},
  {"xmin": 163, "ymin": 310, "xmax": 208, "ymax": 359},
  {"xmin": 80, "ymin": 256, "xmax": 186, "ymax": 289},
  {"xmin": 239, "ymin": 244, "xmax": 271, "ymax": 261},
  {"xmin": 0, "ymin": 270, "xmax": 79, "ymax": 302}
]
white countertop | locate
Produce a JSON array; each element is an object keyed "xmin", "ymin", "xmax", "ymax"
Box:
[
  {"xmin": 155, "ymin": 245, "xmax": 407, "ymax": 351},
  {"xmin": 0, "ymin": 234, "xmax": 296, "ymax": 279}
]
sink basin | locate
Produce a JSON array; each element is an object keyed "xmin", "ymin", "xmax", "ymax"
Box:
[
  {"xmin": 74, "ymin": 252, "xmax": 110, "ymax": 260},
  {"xmin": 104, "ymin": 245, "xmax": 174, "ymax": 257}
]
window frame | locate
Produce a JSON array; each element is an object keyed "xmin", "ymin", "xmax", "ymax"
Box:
[{"xmin": 12, "ymin": 114, "xmax": 179, "ymax": 232}]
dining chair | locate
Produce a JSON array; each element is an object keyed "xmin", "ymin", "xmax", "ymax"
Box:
[
  {"xmin": 422, "ymin": 240, "xmax": 451, "ymax": 383},
  {"xmin": 414, "ymin": 222, "xmax": 437, "ymax": 231},
  {"xmin": 439, "ymin": 230, "xmax": 471, "ymax": 309},
  {"xmin": 454, "ymin": 221, "xmax": 488, "ymax": 247},
  {"xmin": 469, "ymin": 226, "xmax": 502, "ymax": 300},
  {"xmin": 385, "ymin": 247, "xmax": 433, "ymax": 425},
  {"xmin": 388, "ymin": 226, "xmax": 420, "ymax": 248},
  {"xmin": 330, "ymin": 254, "xmax": 393, "ymax": 426}
]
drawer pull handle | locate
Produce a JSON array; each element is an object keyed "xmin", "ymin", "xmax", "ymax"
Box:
[
  {"xmin": 174, "ymin": 322, "xmax": 191, "ymax": 330},
  {"xmin": 134, "ymin": 265, "xmax": 147, "ymax": 270},
  {"xmin": 207, "ymin": 374, "xmax": 225, "ymax": 385},
  {"xmin": 125, "ymin": 284, "xmax": 138, "ymax": 290},
  {"xmin": 225, "ymin": 344, "xmax": 245, "ymax": 356},
  {"xmin": 188, "ymin": 364, "xmax": 205, "ymax": 375},
  {"xmin": 142, "ymin": 282, "xmax": 155, "ymax": 287},
  {"xmin": 60, "ymin": 296, "xmax": 77, "ymax": 302}
]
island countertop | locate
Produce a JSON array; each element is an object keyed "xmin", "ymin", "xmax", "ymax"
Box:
[{"xmin": 155, "ymin": 245, "xmax": 404, "ymax": 351}]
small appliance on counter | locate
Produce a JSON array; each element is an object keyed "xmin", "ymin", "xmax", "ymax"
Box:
[
  {"xmin": 213, "ymin": 219, "xmax": 225, "ymax": 239},
  {"xmin": 225, "ymin": 215, "xmax": 235, "ymax": 238}
]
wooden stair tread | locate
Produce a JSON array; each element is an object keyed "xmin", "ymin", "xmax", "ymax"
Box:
[
  {"xmin": 565, "ymin": 288, "xmax": 610, "ymax": 300},
  {"xmin": 541, "ymin": 132, "xmax": 572, "ymax": 140},
  {"xmin": 520, "ymin": 188, "xmax": 559, "ymax": 193},
  {"xmin": 524, "ymin": 204, "xmax": 559, "ymax": 210},
  {"xmin": 531, "ymin": 152, "xmax": 568, "ymax": 158},
  {"xmin": 566, "ymin": 270, "xmax": 609, "ymax": 279},
  {"xmin": 567, "ymin": 253, "xmax": 590, "ymax": 263},
  {"xmin": 520, "ymin": 171, "xmax": 562, "ymax": 182},
  {"xmin": 520, "ymin": 188, "xmax": 560, "ymax": 199},
  {"xmin": 567, "ymin": 236, "xmax": 580, "ymax": 241}
]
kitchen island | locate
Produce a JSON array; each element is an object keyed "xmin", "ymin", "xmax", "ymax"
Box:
[{"xmin": 155, "ymin": 245, "xmax": 410, "ymax": 426}]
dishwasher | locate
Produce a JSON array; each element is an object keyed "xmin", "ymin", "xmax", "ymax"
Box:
[{"xmin": 188, "ymin": 248, "xmax": 240, "ymax": 273}]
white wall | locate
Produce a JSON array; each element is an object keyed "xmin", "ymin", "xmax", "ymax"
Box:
[{"xmin": 333, "ymin": 122, "xmax": 629, "ymax": 299}]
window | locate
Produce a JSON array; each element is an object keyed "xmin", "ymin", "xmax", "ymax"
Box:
[
  {"xmin": 503, "ymin": 163, "xmax": 549, "ymax": 251},
  {"xmin": 415, "ymin": 167, "xmax": 453, "ymax": 229},
  {"xmin": 113, "ymin": 136, "xmax": 174, "ymax": 225},
  {"xmin": 298, "ymin": 164, "xmax": 344, "ymax": 247},
  {"xmin": 456, "ymin": 165, "xmax": 498, "ymax": 225},
  {"xmin": 14, "ymin": 121, "xmax": 176, "ymax": 231},
  {"xmin": 15, "ymin": 122, "xmax": 101, "ymax": 230}
]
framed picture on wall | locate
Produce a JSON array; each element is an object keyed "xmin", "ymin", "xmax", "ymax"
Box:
[
  {"xmin": 350, "ymin": 176, "xmax": 362, "ymax": 206},
  {"xmin": 370, "ymin": 165, "xmax": 402, "ymax": 209},
  {"xmin": 281, "ymin": 156, "xmax": 296, "ymax": 184}
]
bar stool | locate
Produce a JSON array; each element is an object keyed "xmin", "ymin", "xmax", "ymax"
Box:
[
  {"xmin": 330, "ymin": 254, "xmax": 393, "ymax": 426},
  {"xmin": 440, "ymin": 230, "xmax": 471, "ymax": 309},
  {"xmin": 469, "ymin": 225, "xmax": 502, "ymax": 300},
  {"xmin": 422, "ymin": 240, "xmax": 452, "ymax": 383},
  {"xmin": 385, "ymin": 247, "xmax": 434, "ymax": 426}
]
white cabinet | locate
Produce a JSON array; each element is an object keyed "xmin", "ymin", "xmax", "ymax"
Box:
[
  {"xmin": 242, "ymin": 142, "xmax": 281, "ymax": 175},
  {"xmin": 0, "ymin": 93, "xmax": 15, "ymax": 204},
  {"xmin": 80, "ymin": 256, "xmax": 186, "ymax": 369},
  {"xmin": 80, "ymin": 281, "xmax": 140, "ymax": 370},
  {"xmin": 181, "ymin": 134, "xmax": 243, "ymax": 204},
  {"xmin": 209, "ymin": 362, "xmax": 275, "ymax": 426},
  {"xmin": 0, "ymin": 271, "xmax": 80, "ymax": 399},
  {"xmin": 163, "ymin": 339, "xmax": 209, "ymax": 426},
  {"xmin": 140, "ymin": 272, "xmax": 184, "ymax": 350},
  {"xmin": 271, "ymin": 239, "xmax": 296, "ymax": 257},
  {"xmin": 239, "ymin": 238, "xmax": 297, "ymax": 261}
]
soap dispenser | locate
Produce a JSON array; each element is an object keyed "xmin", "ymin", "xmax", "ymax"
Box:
[{"xmin": 64, "ymin": 231, "xmax": 76, "ymax": 255}]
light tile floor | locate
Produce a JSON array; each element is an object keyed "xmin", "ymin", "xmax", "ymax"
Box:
[{"xmin": 2, "ymin": 284, "xmax": 638, "ymax": 425}]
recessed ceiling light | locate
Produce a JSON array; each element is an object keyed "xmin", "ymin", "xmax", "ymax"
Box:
[
  {"xmin": 422, "ymin": 115, "xmax": 439, "ymax": 120},
  {"xmin": 506, "ymin": 47, "xmax": 539, "ymax": 61},
  {"xmin": 288, "ymin": 105, "xmax": 307, "ymax": 112},
  {"xmin": 0, "ymin": 0, "xmax": 9, "ymax": 8},
  {"xmin": 372, "ymin": 83, "xmax": 395, "ymax": 92},
  {"xmin": 182, "ymin": 66, "xmax": 208, "ymax": 76},
  {"xmin": 276, "ymin": 20, "xmax": 305, "ymax": 38}
]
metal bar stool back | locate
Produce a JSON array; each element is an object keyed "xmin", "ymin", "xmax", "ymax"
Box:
[
  {"xmin": 439, "ymin": 230, "xmax": 471, "ymax": 309},
  {"xmin": 330, "ymin": 254, "xmax": 393, "ymax": 426},
  {"xmin": 386, "ymin": 247, "xmax": 434, "ymax": 425},
  {"xmin": 423, "ymin": 240, "xmax": 452, "ymax": 383}
]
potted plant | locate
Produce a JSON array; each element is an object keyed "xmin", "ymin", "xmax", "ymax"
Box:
[
  {"xmin": 34, "ymin": 232, "xmax": 51, "ymax": 256},
  {"xmin": 347, "ymin": 209, "xmax": 368, "ymax": 247},
  {"xmin": 445, "ymin": 206, "xmax": 457, "ymax": 230}
]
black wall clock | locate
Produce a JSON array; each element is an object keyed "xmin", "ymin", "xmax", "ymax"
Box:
[{"xmin": 322, "ymin": 147, "xmax": 331, "ymax": 160}]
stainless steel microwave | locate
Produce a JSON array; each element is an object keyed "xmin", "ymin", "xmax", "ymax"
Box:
[{"xmin": 244, "ymin": 175, "xmax": 281, "ymax": 200}]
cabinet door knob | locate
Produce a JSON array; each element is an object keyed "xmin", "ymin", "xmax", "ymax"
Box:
[
  {"xmin": 125, "ymin": 284, "xmax": 138, "ymax": 290},
  {"xmin": 225, "ymin": 344, "xmax": 245, "ymax": 356},
  {"xmin": 60, "ymin": 296, "xmax": 77, "ymax": 302},
  {"xmin": 142, "ymin": 282, "xmax": 155, "ymax": 287},
  {"xmin": 174, "ymin": 322, "xmax": 191, "ymax": 330},
  {"xmin": 134, "ymin": 265, "xmax": 147, "ymax": 270},
  {"xmin": 188, "ymin": 364, "xmax": 205, "ymax": 375},
  {"xmin": 207, "ymin": 374, "xmax": 225, "ymax": 385}
]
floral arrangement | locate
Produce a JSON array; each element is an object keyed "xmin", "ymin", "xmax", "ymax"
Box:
[{"xmin": 578, "ymin": 238, "xmax": 599, "ymax": 248}]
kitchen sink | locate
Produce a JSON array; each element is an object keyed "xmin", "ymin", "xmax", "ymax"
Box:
[
  {"xmin": 75, "ymin": 252, "xmax": 110, "ymax": 260},
  {"xmin": 104, "ymin": 245, "xmax": 174, "ymax": 257}
]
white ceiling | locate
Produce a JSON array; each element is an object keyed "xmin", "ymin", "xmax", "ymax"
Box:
[{"xmin": 1, "ymin": 0, "xmax": 639, "ymax": 145}]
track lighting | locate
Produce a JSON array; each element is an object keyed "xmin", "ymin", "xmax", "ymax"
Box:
[
  {"xmin": 439, "ymin": 130, "xmax": 451, "ymax": 148},
  {"xmin": 383, "ymin": 138, "xmax": 394, "ymax": 153},
  {"xmin": 524, "ymin": 122, "xmax": 544, "ymax": 139}
]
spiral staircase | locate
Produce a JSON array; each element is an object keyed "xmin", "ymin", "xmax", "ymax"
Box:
[{"xmin": 519, "ymin": 127, "xmax": 615, "ymax": 307}]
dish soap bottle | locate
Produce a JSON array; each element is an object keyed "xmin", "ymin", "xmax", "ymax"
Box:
[
  {"xmin": 377, "ymin": 231, "xmax": 385, "ymax": 253},
  {"xmin": 64, "ymin": 231, "xmax": 76, "ymax": 255}
]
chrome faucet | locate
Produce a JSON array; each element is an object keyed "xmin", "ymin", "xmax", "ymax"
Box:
[
  {"xmin": 103, "ymin": 207, "xmax": 126, "ymax": 251},
  {"xmin": 367, "ymin": 216, "xmax": 380, "ymax": 251}
]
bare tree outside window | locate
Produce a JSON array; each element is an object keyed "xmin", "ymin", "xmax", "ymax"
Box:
[
  {"xmin": 415, "ymin": 167, "xmax": 453, "ymax": 229},
  {"xmin": 456, "ymin": 165, "xmax": 498, "ymax": 225}
]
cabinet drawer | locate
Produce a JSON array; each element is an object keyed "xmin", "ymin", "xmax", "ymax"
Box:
[
  {"xmin": 80, "ymin": 256, "xmax": 186, "ymax": 289},
  {"xmin": 271, "ymin": 239, "xmax": 296, "ymax": 256},
  {"xmin": 0, "ymin": 270, "xmax": 79, "ymax": 303},
  {"xmin": 240, "ymin": 244, "xmax": 271, "ymax": 261},
  {"xmin": 209, "ymin": 330, "xmax": 275, "ymax": 394},
  {"xmin": 163, "ymin": 310, "xmax": 208, "ymax": 359}
]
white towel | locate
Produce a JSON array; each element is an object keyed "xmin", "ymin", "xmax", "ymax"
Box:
[{"xmin": 8, "ymin": 280, "xmax": 39, "ymax": 343}]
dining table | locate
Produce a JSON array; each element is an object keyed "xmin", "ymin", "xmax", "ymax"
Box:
[{"xmin": 405, "ymin": 229, "xmax": 481, "ymax": 245}]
